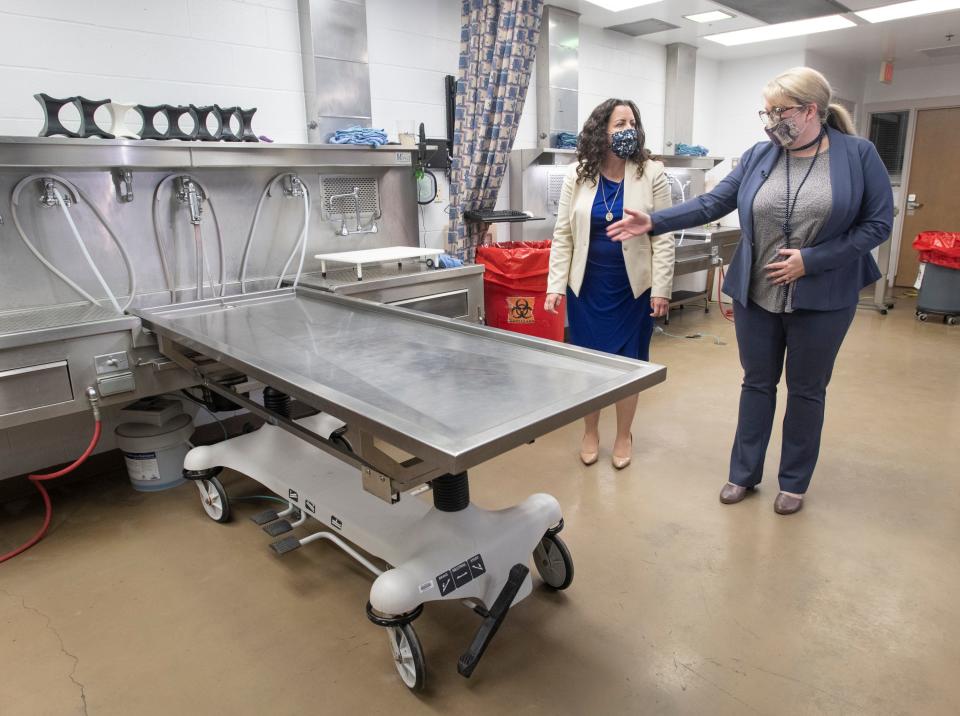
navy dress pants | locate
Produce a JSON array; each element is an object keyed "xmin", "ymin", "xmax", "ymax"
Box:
[{"xmin": 729, "ymin": 300, "xmax": 857, "ymax": 494}]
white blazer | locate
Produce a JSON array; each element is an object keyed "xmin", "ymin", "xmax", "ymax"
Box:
[{"xmin": 547, "ymin": 159, "xmax": 675, "ymax": 299}]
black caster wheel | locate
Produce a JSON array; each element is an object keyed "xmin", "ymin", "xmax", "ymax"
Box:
[
  {"xmin": 916, "ymin": 311, "xmax": 928, "ymax": 322},
  {"xmin": 704, "ymin": 306, "xmax": 710, "ymax": 314},
  {"xmin": 197, "ymin": 476, "xmax": 231, "ymax": 523},
  {"xmin": 946, "ymin": 316, "xmax": 958, "ymax": 326},
  {"xmin": 534, "ymin": 533, "xmax": 574, "ymax": 590},
  {"xmin": 386, "ymin": 622, "xmax": 425, "ymax": 691},
  {"xmin": 880, "ymin": 309, "xmax": 888, "ymax": 315}
]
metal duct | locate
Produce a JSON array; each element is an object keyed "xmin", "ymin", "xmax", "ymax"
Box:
[
  {"xmin": 716, "ymin": 0, "xmax": 850, "ymax": 24},
  {"xmin": 536, "ymin": 5, "xmax": 580, "ymax": 150},
  {"xmin": 664, "ymin": 43, "xmax": 697, "ymax": 155},
  {"xmin": 298, "ymin": 0, "xmax": 372, "ymax": 143}
]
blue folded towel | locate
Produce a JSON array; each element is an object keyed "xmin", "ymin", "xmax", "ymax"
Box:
[
  {"xmin": 675, "ymin": 143, "xmax": 709, "ymax": 157},
  {"xmin": 555, "ymin": 131, "xmax": 578, "ymax": 149},
  {"xmin": 438, "ymin": 254, "xmax": 463, "ymax": 268},
  {"xmin": 328, "ymin": 126, "xmax": 389, "ymax": 146}
]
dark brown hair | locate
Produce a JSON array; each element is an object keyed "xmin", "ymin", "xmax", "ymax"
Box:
[{"xmin": 576, "ymin": 98, "xmax": 652, "ymax": 185}]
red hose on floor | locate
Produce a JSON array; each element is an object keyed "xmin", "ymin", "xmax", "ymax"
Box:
[{"xmin": 0, "ymin": 420, "xmax": 102, "ymax": 564}]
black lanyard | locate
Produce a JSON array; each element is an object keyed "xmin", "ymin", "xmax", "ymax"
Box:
[{"xmin": 782, "ymin": 129, "xmax": 825, "ymax": 244}]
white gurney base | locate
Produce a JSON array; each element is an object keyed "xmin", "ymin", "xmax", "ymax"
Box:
[{"xmin": 183, "ymin": 415, "xmax": 563, "ymax": 616}]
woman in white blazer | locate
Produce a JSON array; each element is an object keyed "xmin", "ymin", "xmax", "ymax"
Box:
[{"xmin": 546, "ymin": 99, "xmax": 674, "ymax": 469}]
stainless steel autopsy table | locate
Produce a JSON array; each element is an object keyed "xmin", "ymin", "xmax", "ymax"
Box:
[
  {"xmin": 133, "ymin": 286, "xmax": 667, "ymax": 690},
  {"xmin": 135, "ymin": 286, "xmax": 665, "ymax": 484}
]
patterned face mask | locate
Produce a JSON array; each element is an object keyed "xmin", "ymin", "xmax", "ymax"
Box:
[
  {"xmin": 764, "ymin": 115, "xmax": 804, "ymax": 148},
  {"xmin": 610, "ymin": 128, "xmax": 639, "ymax": 158}
]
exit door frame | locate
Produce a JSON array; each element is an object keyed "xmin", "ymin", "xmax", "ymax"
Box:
[{"xmin": 861, "ymin": 94, "xmax": 960, "ymax": 295}]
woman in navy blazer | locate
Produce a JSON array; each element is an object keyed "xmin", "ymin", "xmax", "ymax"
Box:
[{"xmin": 607, "ymin": 67, "xmax": 894, "ymax": 514}]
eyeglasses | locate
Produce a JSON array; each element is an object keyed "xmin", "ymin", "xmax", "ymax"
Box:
[{"xmin": 758, "ymin": 105, "xmax": 804, "ymax": 127}]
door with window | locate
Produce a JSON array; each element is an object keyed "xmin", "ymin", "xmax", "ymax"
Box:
[{"xmin": 893, "ymin": 107, "xmax": 960, "ymax": 286}]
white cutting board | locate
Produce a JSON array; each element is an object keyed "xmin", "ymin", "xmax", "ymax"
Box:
[{"xmin": 315, "ymin": 246, "xmax": 444, "ymax": 265}]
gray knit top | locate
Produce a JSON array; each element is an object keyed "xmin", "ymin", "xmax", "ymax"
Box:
[{"xmin": 749, "ymin": 149, "xmax": 833, "ymax": 312}]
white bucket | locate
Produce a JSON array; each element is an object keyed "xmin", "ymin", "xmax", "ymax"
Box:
[{"xmin": 115, "ymin": 413, "xmax": 194, "ymax": 492}]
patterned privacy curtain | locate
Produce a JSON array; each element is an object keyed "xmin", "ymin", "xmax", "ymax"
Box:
[{"xmin": 448, "ymin": 0, "xmax": 543, "ymax": 261}]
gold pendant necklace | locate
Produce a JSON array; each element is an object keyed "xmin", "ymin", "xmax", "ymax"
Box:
[{"xmin": 601, "ymin": 175, "xmax": 623, "ymax": 223}]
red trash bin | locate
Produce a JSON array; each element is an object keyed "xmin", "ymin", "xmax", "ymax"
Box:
[
  {"xmin": 475, "ymin": 241, "xmax": 565, "ymax": 341},
  {"xmin": 913, "ymin": 231, "xmax": 960, "ymax": 270}
]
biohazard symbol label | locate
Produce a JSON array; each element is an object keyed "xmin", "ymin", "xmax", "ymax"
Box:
[{"xmin": 507, "ymin": 296, "xmax": 535, "ymax": 324}]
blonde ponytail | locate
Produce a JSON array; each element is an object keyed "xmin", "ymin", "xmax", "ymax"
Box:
[
  {"xmin": 765, "ymin": 67, "xmax": 857, "ymax": 135},
  {"xmin": 826, "ymin": 103, "xmax": 855, "ymax": 135}
]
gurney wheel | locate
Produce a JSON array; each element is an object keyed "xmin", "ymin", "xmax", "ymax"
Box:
[
  {"xmin": 534, "ymin": 534, "xmax": 574, "ymax": 590},
  {"xmin": 386, "ymin": 623, "xmax": 425, "ymax": 691},
  {"xmin": 946, "ymin": 316, "xmax": 958, "ymax": 326},
  {"xmin": 197, "ymin": 477, "xmax": 231, "ymax": 523},
  {"xmin": 916, "ymin": 311, "xmax": 928, "ymax": 322}
]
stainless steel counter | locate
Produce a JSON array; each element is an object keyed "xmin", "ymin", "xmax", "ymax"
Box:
[
  {"xmin": 295, "ymin": 264, "xmax": 485, "ymax": 323},
  {"xmin": 0, "ymin": 303, "xmax": 138, "ymax": 351},
  {"xmin": 673, "ymin": 227, "xmax": 741, "ymax": 276}
]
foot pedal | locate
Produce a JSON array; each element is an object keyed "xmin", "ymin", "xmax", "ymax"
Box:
[
  {"xmin": 263, "ymin": 519, "xmax": 293, "ymax": 536},
  {"xmin": 250, "ymin": 509, "xmax": 279, "ymax": 525},
  {"xmin": 458, "ymin": 563, "xmax": 529, "ymax": 678},
  {"xmin": 270, "ymin": 537, "xmax": 301, "ymax": 555}
]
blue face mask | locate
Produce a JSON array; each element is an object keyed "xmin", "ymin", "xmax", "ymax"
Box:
[{"xmin": 610, "ymin": 128, "xmax": 639, "ymax": 158}]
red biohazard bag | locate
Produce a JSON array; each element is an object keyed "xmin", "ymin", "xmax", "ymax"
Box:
[
  {"xmin": 475, "ymin": 241, "xmax": 565, "ymax": 341},
  {"xmin": 913, "ymin": 232, "xmax": 960, "ymax": 270}
]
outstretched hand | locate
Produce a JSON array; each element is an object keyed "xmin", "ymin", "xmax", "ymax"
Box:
[{"xmin": 607, "ymin": 209, "xmax": 653, "ymax": 242}]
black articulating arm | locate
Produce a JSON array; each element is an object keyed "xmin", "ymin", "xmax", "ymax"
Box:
[{"xmin": 457, "ymin": 563, "xmax": 529, "ymax": 678}]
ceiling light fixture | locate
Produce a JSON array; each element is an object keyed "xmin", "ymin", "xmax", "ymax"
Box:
[
  {"xmin": 583, "ymin": 0, "xmax": 663, "ymax": 11},
  {"xmin": 704, "ymin": 15, "xmax": 855, "ymax": 46},
  {"xmin": 684, "ymin": 10, "xmax": 735, "ymax": 23},
  {"xmin": 856, "ymin": 0, "xmax": 960, "ymax": 23}
]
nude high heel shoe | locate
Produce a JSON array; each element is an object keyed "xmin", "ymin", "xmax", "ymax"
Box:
[
  {"xmin": 580, "ymin": 434, "xmax": 599, "ymax": 466},
  {"xmin": 612, "ymin": 433, "xmax": 633, "ymax": 470}
]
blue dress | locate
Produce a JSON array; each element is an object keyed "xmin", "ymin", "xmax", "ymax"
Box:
[{"xmin": 566, "ymin": 176, "xmax": 654, "ymax": 361}]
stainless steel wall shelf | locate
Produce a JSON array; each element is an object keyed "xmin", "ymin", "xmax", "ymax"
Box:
[{"xmin": 0, "ymin": 137, "xmax": 415, "ymax": 169}]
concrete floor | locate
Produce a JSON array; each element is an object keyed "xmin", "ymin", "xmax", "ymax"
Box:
[{"xmin": 2, "ymin": 296, "xmax": 958, "ymax": 715}]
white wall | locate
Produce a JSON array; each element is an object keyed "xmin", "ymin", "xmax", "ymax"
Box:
[
  {"xmin": 692, "ymin": 56, "xmax": 719, "ymax": 153},
  {"xmin": 577, "ymin": 25, "xmax": 666, "ymax": 153},
  {"xmin": 0, "ymin": 1, "xmax": 672, "ymax": 247},
  {"xmin": 365, "ymin": 0, "xmax": 461, "ymax": 251},
  {"xmin": 366, "ymin": 0, "xmax": 460, "ymax": 141},
  {"xmin": 0, "ymin": 0, "xmax": 307, "ymax": 141},
  {"xmin": 863, "ymin": 60, "xmax": 960, "ymax": 104},
  {"xmin": 804, "ymin": 50, "xmax": 866, "ymax": 120},
  {"xmin": 702, "ymin": 50, "xmax": 806, "ymax": 225}
]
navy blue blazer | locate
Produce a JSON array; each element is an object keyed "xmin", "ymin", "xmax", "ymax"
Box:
[{"xmin": 650, "ymin": 127, "xmax": 894, "ymax": 311}]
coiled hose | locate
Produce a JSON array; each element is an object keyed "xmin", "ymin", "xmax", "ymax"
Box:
[
  {"xmin": 0, "ymin": 392, "xmax": 102, "ymax": 564},
  {"xmin": 239, "ymin": 173, "xmax": 311, "ymax": 294},
  {"xmin": 11, "ymin": 174, "xmax": 137, "ymax": 312},
  {"xmin": 152, "ymin": 173, "xmax": 225, "ymax": 303}
]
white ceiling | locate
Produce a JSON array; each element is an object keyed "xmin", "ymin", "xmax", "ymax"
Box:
[{"xmin": 548, "ymin": 0, "xmax": 960, "ymax": 70}]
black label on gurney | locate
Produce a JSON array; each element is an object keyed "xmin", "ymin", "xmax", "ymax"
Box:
[
  {"xmin": 437, "ymin": 571, "xmax": 455, "ymax": 596},
  {"xmin": 304, "ymin": 500, "xmax": 316, "ymax": 514},
  {"xmin": 331, "ymin": 515, "xmax": 342, "ymax": 530},
  {"xmin": 288, "ymin": 489, "xmax": 299, "ymax": 502},
  {"xmin": 452, "ymin": 562, "xmax": 472, "ymax": 588},
  {"xmin": 468, "ymin": 554, "xmax": 486, "ymax": 577},
  {"xmin": 436, "ymin": 555, "xmax": 486, "ymax": 596}
]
